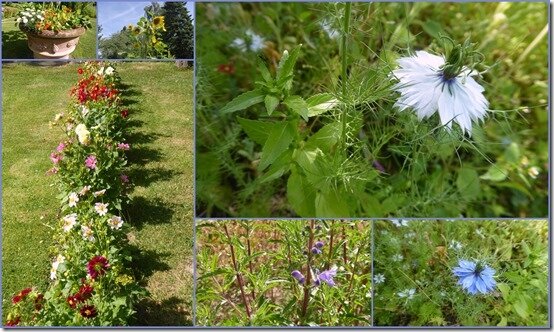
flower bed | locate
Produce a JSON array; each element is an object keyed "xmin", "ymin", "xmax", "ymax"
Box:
[{"xmin": 6, "ymin": 62, "xmax": 145, "ymax": 327}]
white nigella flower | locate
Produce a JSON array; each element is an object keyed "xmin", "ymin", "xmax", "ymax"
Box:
[
  {"xmin": 392, "ymin": 254, "xmax": 404, "ymax": 262},
  {"xmin": 81, "ymin": 225, "xmax": 95, "ymax": 241},
  {"xmin": 397, "ymin": 288, "xmax": 416, "ymax": 300},
  {"xmin": 449, "ymin": 240, "xmax": 463, "ymax": 251},
  {"xmin": 68, "ymin": 192, "xmax": 79, "ymax": 207},
  {"xmin": 108, "ymin": 216, "xmax": 124, "ymax": 230},
  {"xmin": 392, "ymin": 50, "xmax": 489, "ymax": 135},
  {"xmin": 94, "ymin": 202, "xmax": 109, "ymax": 216},
  {"xmin": 62, "ymin": 213, "xmax": 78, "ymax": 232},
  {"xmin": 231, "ymin": 29, "xmax": 265, "ymax": 52},
  {"xmin": 374, "ymin": 273, "xmax": 386, "ymax": 284}
]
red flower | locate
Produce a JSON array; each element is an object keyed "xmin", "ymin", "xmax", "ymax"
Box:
[
  {"xmin": 6, "ymin": 317, "xmax": 21, "ymax": 326},
  {"xmin": 120, "ymin": 109, "xmax": 129, "ymax": 118},
  {"xmin": 20, "ymin": 288, "xmax": 32, "ymax": 297},
  {"xmin": 35, "ymin": 293, "xmax": 44, "ymax": 311},
  {"xmin": 217, "ymin": 63, "xmax": 235, "ymax": 75},
  {"xmin": 80, "ymin": 305, "xmax": 97, "ymax": 318},
  {"xmin": 11, "ymin": 295, "xmax": 22, "ymax": 304},
  {"xmin": 77, "ymin": 68, "xmax": 84, "ymax": 75},
  {"xmin": 78, "ymin": 284, "xmax": 94, "ymax": 301},
  {"xmin": 87, "ymin": 256, "xmax": 109, "ymax": 280},
  {"xmin": 67, "ymin": 295, "xmax": 80, "ymax": 309}
]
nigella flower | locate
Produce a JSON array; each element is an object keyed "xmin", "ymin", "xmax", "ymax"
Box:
[
  {"xmin": 373, "ymin": 273, "xmax": 386, "ymax": 284},
  {"xmin": 453, "ymin": 259, "xmax": 496, "ymax": 295},
  {"xmin": 391, "ymin": 219, "xmax": 409, "ymax": 227},
  {"xmin": 87, "ymin": 256, "xmax": 110, "ymax": 280},
  {"xmin": 392, "ymin": 49, "xmax": 489, "ymax": 136},
  {"xmin": 314, "ymin": 267, "xmax": 337, "ymax": 287},
  {"xmin": 397, "ymin": 288, "xmax": 416, "ymax": 300},
  {"xmin": 291, "ymin": 270, "xmax": 305, "ymax": 284}
]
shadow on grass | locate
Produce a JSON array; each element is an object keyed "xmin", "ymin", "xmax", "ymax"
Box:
[
  {"xmin": 135, "ymin": 297, "xmax": 192, "ymax": 326},
  {"xmin": 2, "ymin": 30, "xmax": 32, "ymax": 59},
  {"xmin": 129, "ymin": 247, "xmax": 171, "ymax": 279},
  {"xmin": 126, "ymin": 196, "xmax": 175, "ymax": 230}
]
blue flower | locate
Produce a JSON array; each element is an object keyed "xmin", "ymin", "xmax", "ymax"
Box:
[
  {"xmin": 453, "ymin": 259, "xmax": 496, "ymax": 295},
  {"xmin": 291, "ymin": 270, "xmax": 305, "ymax": 284}
]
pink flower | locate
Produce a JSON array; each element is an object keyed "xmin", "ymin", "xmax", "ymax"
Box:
[
  {"xmin": 50, "ymin": 152, "xmax": 62, "ymax": 164},
  {"xmin": 47, "ymin": 167, "xmax": 58, "ymax": 175},
  {"xmin": 120, "ymin": 174, "xmax": 129, "ymax": 183},
  {"xmin": 85, "ymin": 155, "xmax": 97, "ymax": 169},
  {"xmin": 117, "ymin": 143, "xmax": 130, "ymax": 151},
  {"xmin": 56, "ymin": 142, "xmax": 66, "ymax": 152}
]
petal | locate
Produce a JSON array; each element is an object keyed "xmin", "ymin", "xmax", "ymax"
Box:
[
  {"xmin": 475, "ymin": 276, "xmax": 487, "ymax": 294},
  {"xmin": 437, "ymin": 87, "xmax": 456, "ymax": 129}
]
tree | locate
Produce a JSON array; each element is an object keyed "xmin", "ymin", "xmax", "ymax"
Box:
[
  {"xmin": 99, "ymin": 28, "xmax": 134, "ymax": 59},
  {"xmin": 161, "ymin": 2, "xmax": 194, "ymax": 59}
]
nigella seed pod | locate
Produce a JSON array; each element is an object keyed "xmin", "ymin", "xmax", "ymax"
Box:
[
  {"xmin": 291, "ymin": 270, "xmax": 305, "ymax": 284},
  {"xmin": 315, "ymin": 241, "xmax": 324, "ymax": 249}
]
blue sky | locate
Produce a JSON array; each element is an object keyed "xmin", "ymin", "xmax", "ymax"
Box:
[{"xmin": 98, "ymin": 1, "xmax": 194, "ymax": 38}]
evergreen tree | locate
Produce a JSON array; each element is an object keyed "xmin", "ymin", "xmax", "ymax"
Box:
[{"xmin": 162, "ymin": 2, "xmax": 194, "ymax": 59}]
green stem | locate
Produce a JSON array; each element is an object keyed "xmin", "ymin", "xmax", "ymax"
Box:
[{"xmin": 340, "ymin": 2, "xmax": 352, "ymax": 156}]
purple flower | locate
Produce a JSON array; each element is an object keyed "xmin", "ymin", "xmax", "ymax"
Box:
[
  {"xmin": 315, "ymin": 241, "xmax": 324, "ymax": 249},
  {"xmin": 50, "ymin": 152, "xmax": 62, "ymax": 164},
  {"xmin": 120, "ymin": 174, "xmax": 129, "ymax": 183},
  {"xmin": 311, "ymin": 247, "xmax": 322, "ymax": 255},
  {"xmin": 85, "ymin": 155, "xmax": 97, "ymax": 169},
  {"xmin": 56, "ymin": 142, "xmax": 66, "ymax": 152},
  {"xmin": 373, "ymin": 160, "xmax": 386, "ymax": 173},
  {"xmin": 291, "ymin": 270, "xmax": 305, "ymax": 284},
  {"xmin": 314, "ymin": 267, "xmax": 337, "ymax": 287}
]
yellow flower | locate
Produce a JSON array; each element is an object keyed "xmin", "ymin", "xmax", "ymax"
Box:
[
  {"xmin": 132, "ymin": 26, "xmax": 141, "ymax": 35},
  {"xmin": 152, "ymin": 16, "xmax": 165, "ymax": 30},
  {"xmin": 151, "ymin": 36, "xmax": 157, "ymax": 44},
  {"xmin": 126, "ymin": 24, "xmax": 133, "ymax": 31}
]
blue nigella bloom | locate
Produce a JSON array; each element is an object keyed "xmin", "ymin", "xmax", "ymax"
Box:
[
  {"xmin": 453, "ymin": 259, "xmax": 496, "ymax": 295},
  {"xmin": 291, "ymin": 270, "xmax": 305, "ymax": 284}
]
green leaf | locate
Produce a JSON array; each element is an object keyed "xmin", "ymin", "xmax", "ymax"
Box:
[
  {"xmin": 306, "ymin": 93, "xmax": 340, "ymax": 117},
  {"xmin": 264, "ymin": 95, "xmax": 280, "ymax": 115},
  {"xmin": 293, "ymin": 148, "xmax": 320, "ymax": 174},
  {"xmin": 276, "ymin": 45, "xmax": 301, "ymax": 91},
  {"xmin": 497, "ymin": 283, "xmax": 510, "ymax": 301},
  {"xmin": 259, "ymin": 121, "xmax": 295, "ymax": 171},
  {"xmin": 456, "ymin": 168, "xmax": 480, "ymax": 199},
  {"xmin": 504, "ymin": 142, "xmax": 520, "ymax": 164},
  {"xmin": 287, "ymin": 170, "xmax": 316, "ymax": 217},
  {"xmin": 220, "ymin": 89, "xmax": 265, "ymax": 114},
  {"xmin": 284, "ymin": 95, "xmax": 309, "ymax": 121},
  {"xmin": 315, "ymin": 189, "xmax": 350, "ymax": 217},
  {"xmin": 237, "ymin": 117, "xmax": 275, "ymax": 145},
  {"xmin": 258, "ymin": 149, "xmax": 292, "ymax": 184},
  {"xmin": 257, "ymin": 57, "xmax": 272, "ymax": 82},
  {"xmin": 480, "ymin": 164, "xmax": 508, "ymax": 182},
  {"xmin": 305, "ymin": 122, "xmax": 342, "ymax": 152},
  {"xmin": 497, "ymin": 317, "xmax": 508, "ymax": 327},
  {"xmin": 421, "ymin": 20, "xmax": 445, "ymax": 40},
  {"xmin": 513, "ymin": 298, "xmax": 529, "ymax": 319}
]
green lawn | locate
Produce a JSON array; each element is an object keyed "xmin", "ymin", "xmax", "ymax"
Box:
[
  {"xmin": 2, "ymin": 62, "xmax": 194, "ymax": 326},
  {"xmin": 2, "ymin": 17, "xmax": 97, "ymax": 59}
]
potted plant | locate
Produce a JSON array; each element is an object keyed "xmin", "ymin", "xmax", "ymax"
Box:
[{"xmin": 16, "ymin": 3, "xmax": 91, "ymax": 59}]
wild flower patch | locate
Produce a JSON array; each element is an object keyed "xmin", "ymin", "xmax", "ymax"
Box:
[
  {"xmin": 196, "ymin": 220, "xmax": 371, "ymax": 326},
  {"xmin": 373, "ymin": 220, "xmax": 548, "ymax": 326},
  {"xmin": 196, "ymin": 2, "xmax": 548, "ymax": 218},
  {"xmin": 5, "ymin": 62, "xmax": 145, "ymax": 326}
]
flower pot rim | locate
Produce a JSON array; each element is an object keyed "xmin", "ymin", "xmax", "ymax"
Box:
[{"xmin": 23, "ymin": 26, "xmax": 86, "ymax": 39}]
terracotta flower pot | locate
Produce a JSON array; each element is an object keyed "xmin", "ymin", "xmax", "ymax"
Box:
[{"xmin": 24, "ymin": 27, "xmax": 86, "ymax": 59}]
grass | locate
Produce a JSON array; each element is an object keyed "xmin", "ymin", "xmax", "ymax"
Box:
[
  {"xmin": 1, "ymin": 17, "xmax": 97, "ymax": 59},
  {"xmin": 1, "ymin": 62, "xmax": 194, "ymax": 326}
]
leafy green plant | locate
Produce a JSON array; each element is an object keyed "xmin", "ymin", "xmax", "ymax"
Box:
[
  {"xmin": 196, "ymin": 220, "xmax": 371, "ymax": 326},
  {"xmin": 16, "ymin": 2, "xmax": 92, "ymax": 33}
]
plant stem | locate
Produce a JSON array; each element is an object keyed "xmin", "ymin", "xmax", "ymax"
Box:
[
  {"xmin": 342, "ymin": 225, "xmax": 348, "ymax": 266},
  {"xmin": 340, "ymin": 2, "xmax": 352, "ymax": 156},
  {"xmin": 325, "ymin": 221, "xmax": 335, "ymax": 270},
  {"xmin": 223, "ymin": 223, "xmax": 251, "ymax": 321},
  {"xmin": 245, "ymin": 224, "xmax": 256, "ymax": 299},
  {"xmin": 300, "ymin": 220, "xmax": 315, "ymax": 320}
]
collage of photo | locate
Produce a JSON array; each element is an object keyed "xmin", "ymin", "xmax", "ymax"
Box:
[{"xmin": 1, "ymin": 0, "xmax": 550, "ymax": 328}]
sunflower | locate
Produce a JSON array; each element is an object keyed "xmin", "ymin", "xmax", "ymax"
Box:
[
  {"xmin": 132, "ymin": 26, "xmax": 141, "ymax": 35},
  {"xmin": 152, "ymin": 16, "xmax": 165, "ymax": 30}
]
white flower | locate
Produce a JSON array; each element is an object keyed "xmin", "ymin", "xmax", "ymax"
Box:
[
  {"xmin": 374, "ymin": 273, "xmax": 386, "ymax": 284},
  {"xmin": 79, "ymin": 185, "xmax": 91, "ymax": 196},
  {"xmin": 55, "ymin": 254, "xmax": 65, "ymax": 265},
  {"xmin": 97, "ymin": 66, "xmax": 105, "ymax": 76},
  {"xmin": 68, "ymin": 192, "xmax": 79, "ymax": 207},
  {"xmin": 449, "ymin": 240, "xmax": 463, "ymax": 251},
  {"xmin": 397, "ymin": 288, "xmax": 416, "ymax": 300},
  {"xmin": 391, "ymin": 219, "xmax": 409, "ymax": 227},
  {"xmin": 528, "ymin": 166, "xmax": 540, "ymax": 179},
  {"xmin": 22, "ymin": 17, "xmax": 28, "ymax": 24},
  {"xmin": 80, "ymin": 105, "xmax": 90, "ymax": 116},
  {"xmin": 50, "ymin": 268, "xmax": 57, "ymax": 280},
  {"xmin": 231, "ymin": 29, "xmax": 265, "ymax": 52},
  {"xmin": 392, "ymin": 254, "xmax": 404, "ymax": 262},
  {"xmin": 104, "ymin": 66, "xmax": 114, "ymax": 75},
  {"xmin": 75, "ymin": 124, "xmax": 91, "ymax": 145},
  {"xmin": 108, "ymin": 216, "xmax": 124, "ymax": 230},
  {"xmin": 50, "ymin": 255, "xmax": 65, "ymax": 280},
  {"xmin": 392, "ymin": 50, "xmax": 489, "ymax": 135},
  {"xmin": 94, "ymin": 202, "xmax": 109, "ymax": 216},
  {"xmin": 81, "ymin": 225, "xmax": 95, "ymax": 241},
  {"xmin": 62, "ymin": 213, "xmax": 78, "ymax": 232},
  {"xmin": 53, "ymin": 113, "xmax": 63, "ymax": 122},
  {"xmin": 93, "ymin": 189, "xmax": 106, "ymax": 197}
]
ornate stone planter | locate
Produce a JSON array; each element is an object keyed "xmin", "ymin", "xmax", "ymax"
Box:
[{"xmin": 24, "ymin": 27, "xmax": 86, "ymax": 59}]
